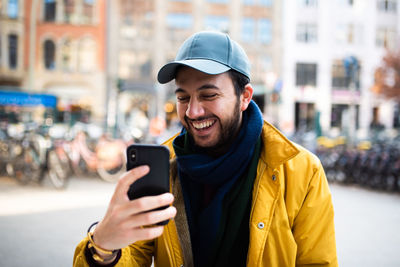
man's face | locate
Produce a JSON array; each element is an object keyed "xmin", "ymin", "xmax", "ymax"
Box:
[{"xmin": 175, "ymin": 67, "xmax": 243, "ymax": 151}]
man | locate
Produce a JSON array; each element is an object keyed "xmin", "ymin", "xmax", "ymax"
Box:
[{"xmin": 74, "ymin": 31, "xmax": 337, "ymax": 267}]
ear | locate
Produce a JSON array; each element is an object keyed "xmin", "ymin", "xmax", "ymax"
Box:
[{"xmin": 240, "ymin": 84, "xmax": 253, "ymax": 111}]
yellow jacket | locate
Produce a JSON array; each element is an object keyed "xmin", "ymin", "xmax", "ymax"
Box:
[{"xmin": 74, "ymin": 121, "xmax": 338, "ymax": 267}]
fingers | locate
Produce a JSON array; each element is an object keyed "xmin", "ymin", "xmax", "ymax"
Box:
[
  {"xmin": 94, "ymin": 205, "xmax": 176, "ymax": 250},
  {"xmin": 93, "ymin": 165, "xmax": 176, "ymax": 249},
  {"xmin": 121, "ymin": 193, "xmax": 174, "ymax": 216},
  {"xmin": 114, "ymin": 165, "xmax": 150, "ymax": 203},
  {"xmin": 131, "ymin": 226, "xmax": 165, "ymax": 241},
  {"xmin": 128, "ymin": 206, "xmax": 177, "ymax": 228}
]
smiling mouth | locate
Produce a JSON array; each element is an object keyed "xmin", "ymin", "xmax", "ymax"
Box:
[{"xmin": 190, "ymin": 119, "xmax": 217, "ymax": 130}]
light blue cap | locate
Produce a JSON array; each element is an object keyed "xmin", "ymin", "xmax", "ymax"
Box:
[{"xmin": 157, "ymin": 31, "xmax": 251, "ymax": 84}]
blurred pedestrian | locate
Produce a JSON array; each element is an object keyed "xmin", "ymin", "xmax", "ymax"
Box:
[{"xmin": 73, "ymin": 31, "xmax": 337, "ymax": 267}]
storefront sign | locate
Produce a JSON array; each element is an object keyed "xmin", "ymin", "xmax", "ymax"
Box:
[{"xmin": 0, "ymin": 91, "xmax": 57, "ymax": 108}]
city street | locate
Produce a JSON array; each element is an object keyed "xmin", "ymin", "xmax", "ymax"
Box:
[{"xmin": 0, "ymin": 175, "xmax": 399, "ymax": 267}]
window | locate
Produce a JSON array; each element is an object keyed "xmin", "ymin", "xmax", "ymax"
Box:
[
  {"xmin": 298, "ymin": 0, "xmax": 318, "ymax": 7},
  {"xmin": 242, "ymin": 18, "xmax": 255, "ymax": 43},
  {"xmin": 259, "ymin": 0, "xmax": 272, "ymax": 6},
  {"xmin": 166, "ymin": 13, "xmax": 193, "ymax": 29},
  {"xmin": 296, "ymin": 23, "xmax": 318, "ymax": 43},
  {"xmin": 8, "ymin": 34, "xmax": 18, "ymax": 69},
  {"xmin": 295, "ymin": 102, "xmax": 315, "ymax": 131},
  {"xmin": 44, "ymin": 0, "xmax": 57, "ymax": 22},
  {"xmin": 296, "ymin": 63, "xmax": 317, "ymax": 86},
  {"xmin": 376, "ymin": 27, "xmax": 397, "ymax": 49},
  {"xmin": 331, "ymin": 104, "xmax": 359, "ymax": 129},
  {"xmin": 205, "ymin": 16, "xmax": 229, "ymax": 32},
  {"xmin": 336, "ymin": 0, "xmax": 354, "ymax": 6},
  {"xmin": 82, "ymin": 0, "xmax": 95, "ymax": 24},
  {"xmin": 78, "ymin": 38, "xmax": 96, "ymax": 72},
  {"xmin": 140, "ymin": 59, "xmax": 152, "ymax": 78},
  {"xmin": 7, "ymin": 0, "xmax": 18, "ymax": 19},
  {"xmin": 0, "ymin": 36, "xmax": 2, "ymax": 67},
  {"xmin": 331, "ymin": 58, "xmax": 361, "ymax": 90},
  {"xmin": 331, "ymin": 61, "xmax": 349, "ymax": 88},
  {"xmin": 44, "ymin": 40, "xmax": 56, "ymax": 70},
  {"xmin": 242, "ymin": 0, "xmax": 272, "ymax": 5},
  {"xmin": 64, "ymin": 0, "xmax": 75, "ymax": 23},
  {"xmin": 241, "ymin": 18, "xmax": 272, "ymax": 44},
  {"xmin": 335, "ymin": 24, "xmax": 363, "ymax": 45},
  {"xmin": 259, "ymin": 19, "xmax": 272, "ymax": 44},
  {"xmin": 393, "ymin": 104, "xmax": 400, "ymax": 128},
  {"xmin": 207, "ymin": 0, "xmax": 228, "ymax": 3},
  {"xmin": 377, "ymin": 0, "xmax": 397, "ymax": 12},
  {"xmin": 347, "ymin": 24, "xmax": 355, "ymax": 44},
  {"xmin": 243, "ymin": 0, "xmax": 255, "ymax": 5},
  {"xmin": 61, "ymin": 39, "xmax": 73, "ymax": 71}
]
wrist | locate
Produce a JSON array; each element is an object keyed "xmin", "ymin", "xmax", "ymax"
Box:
[{"xmin": 87, "ymin": 222, "xmax": 120, "ymax": 264}]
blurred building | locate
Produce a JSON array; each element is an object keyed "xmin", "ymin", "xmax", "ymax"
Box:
[
  {"xmin": 112, "ymin": 0, "xmax": 281, "ymax": 135},
  {"xmin": 281, "ymin": 0, "xmax": 399, "ymax": 138},
  {"xmin": 0, "ymin": 0, "xmax": 107, "ymax": 125},
  {"xmin": 0, "ymin": 0, "xmax": 25, "ymax": 87}
]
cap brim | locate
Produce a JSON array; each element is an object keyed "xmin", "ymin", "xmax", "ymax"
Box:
[{"xmin": 157, "ymin": 59, "xmax": 230, "ymax": 84}]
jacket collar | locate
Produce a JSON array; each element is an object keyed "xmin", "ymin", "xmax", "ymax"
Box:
[
  {"xmin": 259, "ymin": 121, "xmax": 300, "ymax": 169},
  {"xmin": 163, "ymin": 120, "xmax": 300, "ymax": 169}
]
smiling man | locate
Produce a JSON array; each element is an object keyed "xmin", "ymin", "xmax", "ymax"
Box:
[
  {"xmin": 174, "ymin": 67, "xmax": 247, "ymax": 153},
  {"xmin": 73, "ymin": 31, "xmax": 338, "ymax": 267}
]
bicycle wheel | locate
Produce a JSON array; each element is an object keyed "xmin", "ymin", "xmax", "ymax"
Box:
[
  {"xmin": 97, "ymin": 153, "xmax": 126, "ymax": 183},
  {"xmin": 48, "ymin": 149, "xmax": 70, "ymax": 189},
  {"xmin": 12, "ymin": 148, "xmax": 42, "ymax": 185}
]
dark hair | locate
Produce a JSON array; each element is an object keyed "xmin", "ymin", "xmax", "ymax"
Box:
[{"xmin": 228, "ymin": 69, "xmax": 250, "ymax": 97}]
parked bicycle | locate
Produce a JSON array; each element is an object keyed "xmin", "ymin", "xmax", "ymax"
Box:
[
  {"xmin": 2, "ymin": 123, "xmax": 71, "ymax": 189},
  {"xmin": 66, "ymin": 130, "xmax": 128, "ymax": 182},
  {"xmin": 316, "ymin": 136, "xmax": 400, "ymax": 192}
]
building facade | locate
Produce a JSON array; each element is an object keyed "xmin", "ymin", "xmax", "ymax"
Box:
[
  {"xmin": 2, "ymin": 0, "xmax": 398, "ymax": 137},
  {"xmin": 281, "ymin": 0, "xmax": 399, "ymax": 138},
  {"xmin": 112, "ymin": 0, "xmax": 281, "ymax": 135},
  {"xmin": 0, "ymin": 0, "xmax": 25, "ymax": 87},
  {"xmin": 0, "ymin": 0, "xmax": 107, "ymax": 124}
]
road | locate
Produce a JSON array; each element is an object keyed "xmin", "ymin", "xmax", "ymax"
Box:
[{"xmin": 0, "ymin": 175, "xmax": 399, "ymax": 266}]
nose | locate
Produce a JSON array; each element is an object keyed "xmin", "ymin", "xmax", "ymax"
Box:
[{"xmin": 186, "ymin": 98, "xmax": 205, "ymax": 119}]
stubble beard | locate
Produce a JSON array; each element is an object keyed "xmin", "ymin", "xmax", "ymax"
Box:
[{"xmin": 184, "ymin": 99, "xmax": 242, "ymax": 156}]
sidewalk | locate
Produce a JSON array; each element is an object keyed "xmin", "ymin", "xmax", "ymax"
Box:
[
  {"xmin": 0, "ymin": 176, "xmax": 114, "ymax": 216},
  {"xmin": 0, "ymin": 176, "xmax": 400, "ymax": 266},
  {"xmin": 0, "ymin": 176, "xmax": 115, "ymax": 267}
]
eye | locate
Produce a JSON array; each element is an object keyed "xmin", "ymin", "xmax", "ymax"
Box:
[
  {"xmin": 176, "ymin": 95, "xmax": 189, "ymax": 102},
  {"xmin": 201, "ymin": 94, "xmax": 217, "ymax": 100}
]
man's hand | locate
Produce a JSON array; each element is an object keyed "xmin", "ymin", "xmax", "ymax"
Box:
[{"xmin": 92, "ymin": 165, "xmax": 176, "ymax": 251}]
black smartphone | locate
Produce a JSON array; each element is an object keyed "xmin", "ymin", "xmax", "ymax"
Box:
[{"xmin": 126, "ymin": 144, "xmax": 170, "ymax": 225}]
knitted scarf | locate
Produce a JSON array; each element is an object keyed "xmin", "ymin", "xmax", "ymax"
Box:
[{"xmin": 172, "ymin": 100, "xmax": 263, "ymax": 266}]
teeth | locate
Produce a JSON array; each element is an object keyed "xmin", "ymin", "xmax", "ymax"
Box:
[{"xmin": 192, "ymin": 120, "xmax": 214, "ymax": 129}]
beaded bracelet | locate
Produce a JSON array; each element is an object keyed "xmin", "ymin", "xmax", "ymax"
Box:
[{"xmin": 87, "ymin": 222, "xmax": 119, "ymax": 263}]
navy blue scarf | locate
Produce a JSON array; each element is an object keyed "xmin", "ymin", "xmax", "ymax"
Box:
[{"xmin": 172, "ymin": 100, "xmax": 263, "ymax": 266}]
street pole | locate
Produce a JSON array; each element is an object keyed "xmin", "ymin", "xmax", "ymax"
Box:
[
  {"xmin": 28, "ymin": 0, "xmax": 39, "ymax": 92},
  {"xmin": 348, "ymin": 75, "xmax": 357, "ymax": 147},
  {"xmin": 344, "ymin": 56, "xmax": 359, "ymax": 147},
  {"xmin": 104, "ymin": 0, "xmax": 118, "ymax": 136}
]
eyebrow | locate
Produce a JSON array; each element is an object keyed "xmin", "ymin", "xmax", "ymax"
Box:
[{"xmin": 175, "ymin": 84, "xmax": 219, "ymax": 94}]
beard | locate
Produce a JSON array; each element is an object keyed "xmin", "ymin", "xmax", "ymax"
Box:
[{"xmin": 184, "ymin": 99, "xmax": 242, "ymax": 156}]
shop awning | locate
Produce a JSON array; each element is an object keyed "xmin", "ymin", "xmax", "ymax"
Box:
[{"xmin": 0, "ymin": 91, "xmax": 57, "ymax": 108}]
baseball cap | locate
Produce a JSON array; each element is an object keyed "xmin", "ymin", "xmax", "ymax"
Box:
[{"xmin": 157, "ymin": 31, "xmax": 251, "ymax": 84}]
